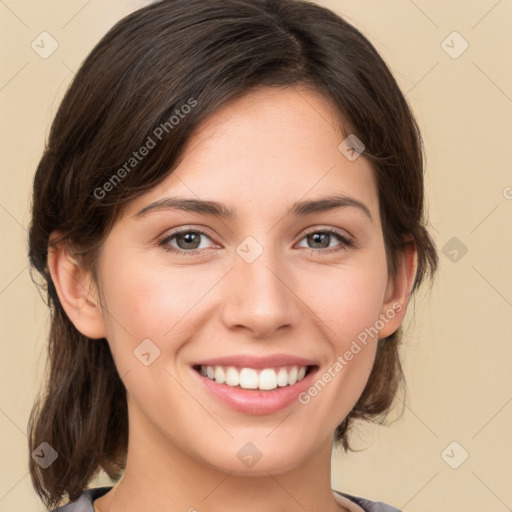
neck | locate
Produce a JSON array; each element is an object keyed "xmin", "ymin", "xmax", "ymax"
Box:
[{"xmin": 94, "ymin": 398, "xmax": 349, "ymax": 512}]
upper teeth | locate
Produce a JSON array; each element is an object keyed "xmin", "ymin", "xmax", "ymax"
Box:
[{"xmin": 199, "ymin": 365, "xmax": 308, "ymax": 390}]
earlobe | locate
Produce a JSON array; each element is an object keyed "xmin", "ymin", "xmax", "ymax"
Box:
[
  {"xmin": 47, "ymin": 235, "xmax": 107, "ymax": 339},
  {"xmin": 378, "ymin": 239, "xmax": 418, "ymax": 339}
]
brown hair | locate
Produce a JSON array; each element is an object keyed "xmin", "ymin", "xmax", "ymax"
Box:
[{"xmin": 27, "ymin": 0, "xmax": 439, "ymax": 509}]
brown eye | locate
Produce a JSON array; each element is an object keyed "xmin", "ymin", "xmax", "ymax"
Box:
[
  {"xmin": 307, "ymin": 232, "xmax": 331, "ymax": 249},
  {"xmin": 159, "ymin": 228, "xmax": 215, "ymax": 256},
  {"xmin": 174, "ymin": 232, "xmax": 203, "ymax": 250}
]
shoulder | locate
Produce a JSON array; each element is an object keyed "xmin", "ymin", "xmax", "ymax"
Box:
[
  {"xmin": 333, "ymin": 489, "xmax": 403, "ymax": 512},
  {"xmin": 52, "ymin": 486, "xmax": 113, "ymax": 512},
  {"xmin": 52, "ymin": 486, "xmax": 400, "ymax": 512}
]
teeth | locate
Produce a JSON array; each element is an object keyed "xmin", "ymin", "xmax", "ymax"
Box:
[
  {"xmin": 198, "ymin": 364, "xmax": 309, "ymax": 391},
  {"xmin": 214, "ymin": 366, "xmax": 225, "ymax": 384},
  {"xmin": 276, "ymin": 367, "xmax": 289, "ymax": 386},
  {"xmin": 259, "ymin": 368, "xmax": 277, "ymax": 390},
  {"xmin": 288, "ymin": 366, "xmax": 298, "ymax": 385},
  {"xmin": 225, "ymin": 366, "xmax": 240, "ymax": 386}
]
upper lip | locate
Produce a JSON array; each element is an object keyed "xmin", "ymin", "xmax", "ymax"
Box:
[{"xmin": 193, "ymin": 354, "xmax": 319, "ymax": 369}]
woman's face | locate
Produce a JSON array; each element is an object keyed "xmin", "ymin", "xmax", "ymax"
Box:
[{"xmin": 90, "ymin": 86, "xmax": 407, "ymax": 475}]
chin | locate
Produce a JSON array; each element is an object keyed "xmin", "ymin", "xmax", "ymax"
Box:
[{"xmin": 195, "ymin": 436, "xmax": 311, "ymax": 476}]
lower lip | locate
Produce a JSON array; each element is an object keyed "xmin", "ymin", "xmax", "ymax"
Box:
[{"xmin": 192, "ymin": 366, "xmax": 318, "ymax": 415}]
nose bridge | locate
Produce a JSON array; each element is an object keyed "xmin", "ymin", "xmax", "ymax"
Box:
[{"xmin": 222, "ymin": 235, "xmax": 299, "ymax": 336}]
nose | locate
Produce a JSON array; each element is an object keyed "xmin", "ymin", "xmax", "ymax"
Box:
[{"xmin": 219, "ymin": 244, "xmax": 303, "ymax": 339}]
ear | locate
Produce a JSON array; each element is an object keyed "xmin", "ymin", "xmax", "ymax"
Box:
[
  {"xmin": 377, "ymin": 237, "xmax": 418, "ymax": 339},
  {"xmin": 47, "ymin": 234, "xmax": 107, "ymax": 339}
]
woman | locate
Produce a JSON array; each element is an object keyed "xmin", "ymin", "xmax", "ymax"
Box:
[{"xmin": 27, "ymin": 1, "xmax": 439, "ymax": 511}]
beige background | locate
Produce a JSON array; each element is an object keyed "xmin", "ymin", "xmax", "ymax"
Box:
[{"xmin": 1, "ymin": 1, "xmax": 511, "ymax": 511}]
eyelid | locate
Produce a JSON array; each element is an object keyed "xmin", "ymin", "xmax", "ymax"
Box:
[
  {"xmin": 157, "ymin": 226, "xmax": 218, "ymax": 253},
  {"xmin": 301, "ymin": 225, "xmax": 354, "ymax": 242},
  {"xmin": 157, "ymin": 225, "xmax": 356, "ymax": 255},
  {"xmin": 297, "ymin": 227, "xmax": 355, "ymax": 252}
]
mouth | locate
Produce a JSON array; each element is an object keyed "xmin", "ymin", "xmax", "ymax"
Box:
[
  {"xmin": 192, "ymin": 364, "xmax": 317, "ymax": 391},
  {"xmin": 191, "ymin": 363, "xmax": 319, "ymax": 415}
]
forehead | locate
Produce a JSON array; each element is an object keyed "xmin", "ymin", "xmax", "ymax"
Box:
[{"xmin": 124, "ymin": 86, "xmax": 380, "ymax": 225}]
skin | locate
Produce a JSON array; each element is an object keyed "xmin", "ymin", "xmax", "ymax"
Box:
[{"xmin": 49, "ymin": 85, "xmax": 417, "ymax": 512}]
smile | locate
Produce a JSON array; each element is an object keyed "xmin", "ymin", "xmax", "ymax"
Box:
[
  {"xmin": 194, "ymin": 364, "xmax": 312, "ymax": 391},
  {"xmin": 191, "ymin": 363, "xmax": 319, "ymax": 415}
]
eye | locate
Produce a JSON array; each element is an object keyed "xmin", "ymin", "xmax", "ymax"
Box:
[
  {"xmin": 296, "ymin": 228, "xmax": 353, "ymax": 253},
  {"xmin": 158, "ymin": 227, "xmax": 354, "ymax": 257},
  {"xmin": 158, "ymin": 228, "xmax": 216, "ymax": 256}
]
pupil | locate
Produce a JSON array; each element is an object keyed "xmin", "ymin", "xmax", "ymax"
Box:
[
  {"xmin": 310, "ymin": 232, "xmax": 329, "ymax": 249},
  {"xmin": 179, "ymin": 232, "xmax": 200, "ymax": 249}
]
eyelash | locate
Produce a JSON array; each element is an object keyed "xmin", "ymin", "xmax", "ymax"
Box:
[{"xmin": 158, "ymin": 227, "xmax": 354, "ymax": 257}]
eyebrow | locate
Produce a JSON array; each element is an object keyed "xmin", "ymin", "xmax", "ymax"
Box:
[{"xmin": 134, "ymin": 194, "xmax": 373, "ymax": 222}]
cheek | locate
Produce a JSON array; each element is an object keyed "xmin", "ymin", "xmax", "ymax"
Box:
[
  {"xmin": 293, "ymin": 253, "xmax": 388, "ymax": 408},
  {"xmin": 294, "ymin": 267, "xmax": 387, "ymax": 430},
  {"xmin": 297, "ymin": 257, "xmax": 389, "ymax": 347},
  {"xmin": 97, "ymin": 252, "xmax": 222, "ymax": 369}
]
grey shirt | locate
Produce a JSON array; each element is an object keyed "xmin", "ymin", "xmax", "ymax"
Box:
[{"xmin": 52, "ymin": 486, "xmax": 402, "ymax": 512}]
